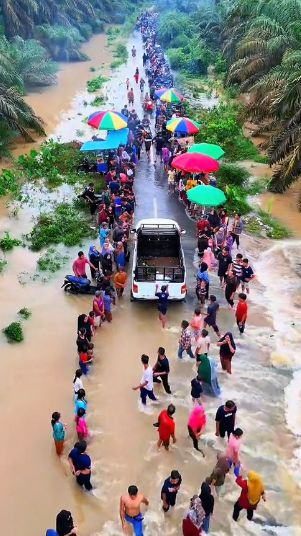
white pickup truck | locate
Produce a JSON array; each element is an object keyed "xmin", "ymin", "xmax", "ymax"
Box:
[{"xmin": 131, "ymin": 218, "xmax": 187, "ymax": 301}]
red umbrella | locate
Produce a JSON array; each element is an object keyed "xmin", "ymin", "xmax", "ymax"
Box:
[{"xmin": 172, "ymin": 153, "xmax": 220, "ymax": 173}]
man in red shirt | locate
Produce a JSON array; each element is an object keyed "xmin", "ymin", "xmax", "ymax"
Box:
[
  {"xmin": 196, "ymin": 216, "xmax": 210, "ymax": 235},
  {"xmin": 72, "ymin": 251, "xmax": 96, "ymax": 279},
  {"xmin": 235, "ymin": 292, "xmax": 248, "ymax": 334},
  {"xmin": 156, "ymin": 404, "xmax": 176, "ymax": 451}
]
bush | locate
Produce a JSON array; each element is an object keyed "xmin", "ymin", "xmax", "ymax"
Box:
[
  {"xmin": 0, "ymin": 169, "xmax": 21, "ymax": 197},
  {"xmin": 37, "ymin": 247, "xmax": 69, "ymax": 273},
  {"xmin": 37, "ymin": 25, "xmax": 87, "ymax": 62},
  {"xmin": 87, "ymin": 75, "xmax": 109, "ymax": 92},
  {"xmin": 3, "ymin": 322, "xmax": 24, "ymax": 343},
  {"xmin": 0, "ymin": 232, "xmax": 22, "ymax": 251},
  {"xmin": 91, "ymin": 95, "xmax": 106, "ymax": 106},
  {"xmin": 18, "ymin": 307, "xmax": 32, "ymax": 319},
  {"xmin": 224, "ymin": 186, "xmax": 251, "ymax": 215},
  {"xmin": 27, "ymin": 203, "xmax": 98, "ymax": 251},
  {"xmin": 216, "ymin": 163, "xmax": 250, "ymax": 188}
]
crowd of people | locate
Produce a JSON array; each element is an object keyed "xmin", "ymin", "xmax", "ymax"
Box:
[{"xmin": 47, "ymin": 11, "xmax": 266, "ymax": 536}]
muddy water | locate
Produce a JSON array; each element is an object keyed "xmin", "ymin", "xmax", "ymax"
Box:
[{"xmin": 1, "ymin": 30, "xmax": 301, "ymax": 536}]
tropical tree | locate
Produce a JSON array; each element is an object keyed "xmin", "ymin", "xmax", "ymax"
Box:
[{"xmin": 0, "ymin": 84, "xmax": 45, "ymax": 140}]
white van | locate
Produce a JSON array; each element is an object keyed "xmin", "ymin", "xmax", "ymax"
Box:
[{"xmin": 131, "ymin": 218, "xmax": 187, "ymax": 301}]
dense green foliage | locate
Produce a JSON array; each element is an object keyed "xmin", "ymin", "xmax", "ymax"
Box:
[
  {"xmin": 37, "ymin": 247, "xmax": 69, "ymax": 272},
  {"xmin": 0, "ymin": 231, "xmax": 21, "ymax": 251},
  {"xmin": 3, "ymin": 321, "xmax": 24, "ymax": 342},
  {"xmin": 199, "ymin": 0, "xmax": 301, "ymax": 196},
  {"xmin": 28, "ymin": 203, "xmax": 97, "ymax": 250}
]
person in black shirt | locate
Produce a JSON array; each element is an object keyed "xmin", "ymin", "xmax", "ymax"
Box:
[
  {"xmin": 77, "ymin": 314, "xmax": 92, "ymax": 342},
  {"xmin": 217, "ymin": 246, "xmax": 232, "ymax": 286},
  {"xmin": 161, "ymin": 470, "xmax": 182, "ymax": 512},
  {"xmin": 68, "ymin": 440, "xmax": 92, "ymax": 491},
  {"xmin": 76, "ymin": 328, "xmax": 89, "ymax": 353},
  {"xmin": 199, "ymin": 481, "xmax": 214, "ymax": 533},
  {"xmin": 191, "ymin": 375, "xmax": 203, "ymax": 402},
  {"xmin": 153, "ymin": 347, "xmax": 171, "ymax": 394},
  {"xmin": 215, "ymin": 400, "xmax": 237, "ymax": 439},
  {"xmin": 208, "ymin": 209, "xmax": 221, "ymax": 234}
]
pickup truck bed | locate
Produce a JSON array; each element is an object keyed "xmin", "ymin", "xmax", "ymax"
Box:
[{"xmin": 138, "ymin": 256, "xmax": 180, "ymax": 268}]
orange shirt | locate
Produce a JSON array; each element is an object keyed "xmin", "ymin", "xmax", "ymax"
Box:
[{"xmin": 114, "ymin": 272, "xmax": 128, "ymax": 288}]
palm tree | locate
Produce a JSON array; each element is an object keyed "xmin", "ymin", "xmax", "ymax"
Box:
[
  {"xmin": 1, "ymin": 0, "xmax": 39, "ymax": 38},
  {"xmin": 0, "ymin": 84, "xmax": 45, "ymax": 140}
]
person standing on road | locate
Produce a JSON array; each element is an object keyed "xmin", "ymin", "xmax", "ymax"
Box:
[
  {"xmin": 217, "ymin": 332, "xmax": 236, "ymax": 374},
  {"xmin": 161, "ymin": 470, "xmax": 182, "ymax": 512},
  {"xmin": 187, "ymin": 402, "xmax": 206, "ymax": 455},
  {"xmin": 215, "ymin": 400, "xmax": 237, "ymax": 439},
  {"xmin": 156, "ymin": 404, "xmax": 176, "ymax": 450},
  {"xmin": 217, "ymin": 246, "xmax": 232, "ymax": 287},
  {"xmin": 153, "ymin": 346, "xmax": 172, "ymax": 394},
  {"xmin": 190, "ymin": 308, "xmax": 203, "ymax": 342},
  {"xmin": 120, "ymin": 485, "xmax": 149, "ymax": 536},
  {"xmin": 203, "ymin": 296, "xmax": 221, "ymax": 338},
  {"xmin": 208, "ymin": 453, "xmax": 230, "ymax": 496},
  {"xmin": 236, "ymin": 292, "xmax": 248, "ymax": 334},
  {"xmin": 114, "ymin": 267, "xmax": 128, "ymax": 297},
  {"xmin": 178, "ymin": 320, "xmax": 195, "ymax": 359},
  {"xmin": 226, "ymin": 428, "xmax": 243, "ymax": 468},
  {"xmin": 132, "ymin": 354, "xmax": 158, "ymax": 405},
  {"xmin": 155, "ymin": 284, "xmax": 169, "ymax": 328},
  {"xmin": 134, "ymin": 67, "xmax": 139, "ymax": 84},
  {"xmin": 199, "ymin": 481, "xmax": 214, "ymax": 534},
  {"xmin": 46, "ymin": 510, "xmax": 77, "ymax": 536},
  {"xmin": 128, "ymin": 87, "xmax": 134, "ymax": 106},
  {"xmin": 231, "ymin": 213, "xmax": 243, "ymax": 249},
  {"xmin": 233, "ymin": 468, "xmax": 266, "ymax": 522}
]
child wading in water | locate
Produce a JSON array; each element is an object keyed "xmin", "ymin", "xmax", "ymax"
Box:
[
  {"xmin": 76, "ymin": 407, "xmax": 89, "ymax": 441},
  {"xmin": 51, "ymin": 411, "xmax": 66, "ymax": 456}
]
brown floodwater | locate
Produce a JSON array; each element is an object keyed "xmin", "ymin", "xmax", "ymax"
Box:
[{"xmin": 1, "ymin": 30, "xmax": 301, "ymax": 536}]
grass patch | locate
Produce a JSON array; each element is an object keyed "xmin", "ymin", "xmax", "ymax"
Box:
[
  {"xmin": 27, "ymin": 202, "xmax": 97, "ymax": 251},
  {"xmin": 87, "ymin": 75, "xmax": 109, "ymax": 93},
  {"xmin": 18, "ymin": 307, "xmax": 32, "ymax": 319},
  {"xmin": 37, "ymin": 247, "xmax": 69, "ymax": 273},
  {"xmin": 3, "ymin": 322, "xmax": 24, "ymax": 343},
  {"xmin": 258, "ymin": 210, "xmax": 291, "ymax": 239},
  {"xmin": 0, "ymin": 232, "xmax": 22, "ymax": 251},
  {"xmin": 91, "ymin": 95, "xmax": 106, "ymax": 106},
  {"xmin": 110, "ymin": 58, "xmax": 124, "ymax": 69}
]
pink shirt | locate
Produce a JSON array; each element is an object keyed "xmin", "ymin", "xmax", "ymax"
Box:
[
  {"xmin": 191, "ymin": 315, "xmax": 203, "ymax": 331},
  {"xmin": 73, "ymin": 257, "xmax": 89, "ymax": 277},
  {"xmin": 76, "ymin": 416, "xmax": 88, "ymax": 437},
  {"xmin": 188, "ymin": 405, "xmax": 206, "ymax": 434},
  {"xmin": 226, "ymin": 433, "xmax": 242, "ymax": 464}
]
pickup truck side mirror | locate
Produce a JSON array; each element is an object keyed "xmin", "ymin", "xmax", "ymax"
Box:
[
  {"xmin": 180, "ymin": 229, "xmax": 186, "ymax": 235},
  {"xmin": 130, "ymin": 228, "xmax": 136, "ymax": 234}
]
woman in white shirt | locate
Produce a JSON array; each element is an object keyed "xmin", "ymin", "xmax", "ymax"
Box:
[{"xmin": 73, "ymin": 369, "xmax": 84, "ymax": 400}]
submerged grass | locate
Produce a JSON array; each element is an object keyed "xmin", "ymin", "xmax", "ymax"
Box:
[{"xmin": 27, "ymin": 202, "xmax": 97, "ymax": 251}]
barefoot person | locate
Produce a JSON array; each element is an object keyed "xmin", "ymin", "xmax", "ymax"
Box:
[
  {"xmin": 155, "ymin": 284, "xmax": 169, "ymax": 328},
  {"xmin": 132, "ymin": 354, "xmax": 157, "ymax": 405},
  {"xmin": 120, "ymin": 485, "xmax": 149, "ymax": 535},
  {"xmin": 156, "ymin": 404, "xmax": 176, "ymax": 450}
]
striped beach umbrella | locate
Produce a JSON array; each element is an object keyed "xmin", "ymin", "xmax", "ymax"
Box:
[
  {"xmin": 158, "ymin": 88, "xmax": 184, "ymax": 103},
  {"xmin": 88, "ymin": 110, "xmax": 128, "ymax": 131},
  {"xmin": 166, "ymin": 117, "xmax": 201, "ymax": 135}
]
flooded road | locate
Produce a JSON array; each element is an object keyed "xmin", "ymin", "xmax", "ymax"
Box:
[{"xmin": 1, "ymin": 31, "xmax": 301, "ymax": 536}]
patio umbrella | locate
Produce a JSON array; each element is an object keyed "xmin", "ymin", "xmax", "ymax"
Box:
[
  {"xmin": 167, "ymin": 117, "xmax": 201, "ymax": 135},
  {"xmin": 158, "ymin": 88, "xmax": 184, "ymax": 103},
  {"xmin": 187, "ymin": 185, "xmax": 226, "ymax": 206},
  {"xmin": 88, "ymin": 110, "xmax": 127, "ymax": 130},
  {"xmin": 172, "ymin": 152, "xmax": 220, "ymax": 173},
  {"xmin": 188, "ymin": 143, "xmax": 224, "ymax": 160},
  {"xmin": 154, "ymin": 87, "xmax": 168, "ymax": 99}
]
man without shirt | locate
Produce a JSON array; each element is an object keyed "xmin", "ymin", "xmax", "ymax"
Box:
[{"xmin": 120, "ymin": 485, "xmax": 149, "ymax": 536}]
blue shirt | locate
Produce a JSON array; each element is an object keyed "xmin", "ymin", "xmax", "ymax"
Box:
[
  {"xmin": 155, "ymin": 291, "xmax": 169, "ymax": 313},
  {"xmin": 46, "ymin": 530, "xmax": 58, "ymax": 536},
  {"xmin": 74, "ymin": 398, "xmax": 87, "ymax": 415},
  {"xmin": 197, "ymin": 270, "xmax": 209, "ymax": 283},
  {"xmin": 52, "ymin": 422, "xmax": 65, "ymax": 442},
  {"xmin": 68, "ymin": 448, "xmax": 91, "ymax": 471},
  {"xmin": 104, "ymin": 293, "xmax": 112, "ymax": 312}
]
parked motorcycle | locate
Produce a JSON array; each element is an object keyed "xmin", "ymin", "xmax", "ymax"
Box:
[{"xmin": 62, "ymin": 270, "xmax": 104, "ymax": 295}]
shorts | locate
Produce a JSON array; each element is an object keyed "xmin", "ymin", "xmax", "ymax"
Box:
[
  {"xmin": 158, "ymin": 306, "xmax": 167, "ymax": 315},
  {"xmin": 241, "ymin": 281, "xmax": 249, "ymax": 289}
]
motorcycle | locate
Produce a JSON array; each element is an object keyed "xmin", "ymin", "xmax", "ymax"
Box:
[{"xmin": 62, "ymin": 270, "xmax": 104, "ymax": 295}]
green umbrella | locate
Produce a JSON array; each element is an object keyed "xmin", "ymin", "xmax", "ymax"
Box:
[
  {"xmin": 188, "ymin": 143, "xmax": 225, "ymax": 160},
  {"xmin": 187, "ymin": 185, "xmax": 226, "ymax": 206}
]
